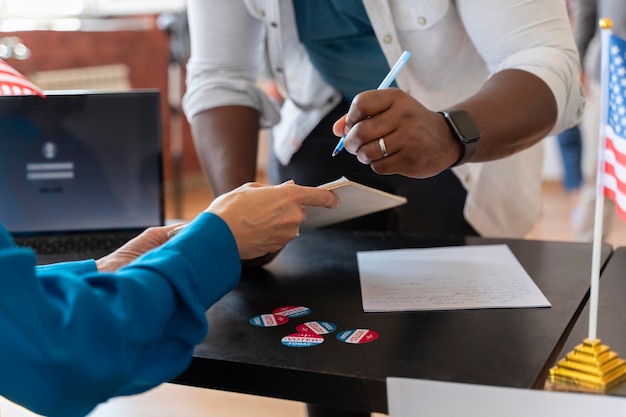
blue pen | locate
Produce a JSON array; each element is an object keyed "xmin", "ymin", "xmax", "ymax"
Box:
[{"xmin": 331, "ymin": 50, "xmax": 412, "ymax": 157}]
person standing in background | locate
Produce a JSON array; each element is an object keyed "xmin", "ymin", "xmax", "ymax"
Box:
[
  {"xmin": 555, "ymin": 0, "xmax": 584, "ymax": 206},
  {"xmin": 183, "ymin": 0, "xmax": 583, "ymax": 253},
  {"xmin": 568, "ymin": 0, "xmax": 625, "ymax": 241}
]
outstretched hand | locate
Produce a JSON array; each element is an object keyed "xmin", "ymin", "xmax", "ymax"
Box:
[
  {"xmin": 207, "ymin": 181, "xmax": 339, "ymax": 261},
  {"xmin": 96, "ymin": 181, "xmax": 339, "ymax": 271}
]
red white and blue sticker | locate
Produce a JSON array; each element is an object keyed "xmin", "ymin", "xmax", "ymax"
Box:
[
  {"xmin": 273, "ymin": 305, "xmax": 311, "ymax": 318},
  {"xmin": 281, "ymin": 333, "xmax": 324, "ymax": 348},
  {"xmin": 249, "ymin": 314, "xmax": 289, "ymax": 327},
  {"xmin": 336, "ymin": 329, "xmax": 379, "ymax": 344},
  {"xmin": 296, "ymin": 321, "xmax": 337, "ymax": 335}
]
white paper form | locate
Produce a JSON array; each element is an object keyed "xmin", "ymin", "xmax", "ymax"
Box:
[
  {"xmin": 386, "ymin": 378, "xmax": 626, "ymax": 417},
  {"xmin": 301, "ymin": 177, "xmax": 406, "ymax": 231},
  {"xmin": 357, "ymin": 244, "xmax": 551, "ymax": 312}
]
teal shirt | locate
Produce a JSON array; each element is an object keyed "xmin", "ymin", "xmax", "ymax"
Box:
[
  {"xmin": 293, "ymin": 0, "xmax": 393, "ymax": 102},
  {"xmin": 0, "ymin": 212, "xmax": 241, "ymax": 417}
]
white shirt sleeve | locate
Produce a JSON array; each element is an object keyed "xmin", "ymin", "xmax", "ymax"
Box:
[{"xmin": 182, "ymin": 0, "xmax": 281, "ymax": 128}]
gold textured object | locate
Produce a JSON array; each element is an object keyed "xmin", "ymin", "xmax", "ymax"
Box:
[
  {"xmin": 599, "ymin": 18, "xmax": 613, "ymax": 30},
  {"xmin": 547, "ymin": 338, "xmax": 626, "ymax": 392}
]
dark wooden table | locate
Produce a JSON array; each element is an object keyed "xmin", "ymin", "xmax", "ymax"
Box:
[
  {"xmin": 172, "ymin": 230, "xmax": 612, "ymax": 414},
  {"xmin": 553, "ymin": 246, "xmax": 626, "ymax": 397}
]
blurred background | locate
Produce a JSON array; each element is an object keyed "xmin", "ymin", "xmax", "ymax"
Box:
[{"xmin": 0, "ymin": 1, "xmax": 624, "ymax": 416}]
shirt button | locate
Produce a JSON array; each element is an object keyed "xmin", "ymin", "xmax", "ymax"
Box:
[
  {"xmin": 383, "ymin": 34, "xmax": 393, "ymax": 44},
  {"xmin": 417, "ymin": 16, "xmax": 427, "ymax": 26},
  {"xmin": 258, "ymin": 10, "xmax": 265, "ymax": 18},
  {"xmin": 270, "ymin": 21, "xmax": 278, "ymax": 28}
]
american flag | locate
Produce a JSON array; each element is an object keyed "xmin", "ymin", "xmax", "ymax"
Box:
[
  {"xmin": 602, "ymin": 33, "xmax": 626, "ymax": 222},
  {"xmin": 0, "ymin": 58, "xmax": 45, "ymax": 97}
]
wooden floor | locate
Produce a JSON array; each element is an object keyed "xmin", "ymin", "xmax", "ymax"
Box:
[{"xmin": 2, "ymin": 179, "xmax": 626, "ymax": 417}]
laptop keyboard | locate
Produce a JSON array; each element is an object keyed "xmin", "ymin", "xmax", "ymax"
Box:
[{"xmin": 14, "ymin": 232, "xmax": 140, "ymax": 256}]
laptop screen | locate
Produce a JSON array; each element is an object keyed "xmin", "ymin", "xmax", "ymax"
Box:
[{"xmin": 0, "ymin": 90, "xmax": 164, "ymax": 236}]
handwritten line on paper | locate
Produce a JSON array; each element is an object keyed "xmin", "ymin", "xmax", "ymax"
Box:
[{"xmin": 357, "ymin": 244, "xmax": 551, "ymax": 312}]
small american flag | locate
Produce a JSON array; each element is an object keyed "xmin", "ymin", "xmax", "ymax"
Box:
[
  {"xmin": 602, "ymin": 33, "xmax": 626, "ymax": 222},
  {"xmin": 0, "ymin": 58, "xmax": 45, "ymax": 97}
]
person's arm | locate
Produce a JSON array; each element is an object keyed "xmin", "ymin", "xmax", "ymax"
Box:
[
  {"xmin": 452, "ymin": 69, "xmax": 556, "ymax": 164},
  {"xmin": 183, "ymin": 0, "xmax": 279, "ymax": 196},
  {"xmin": 191, "ymin": 106, "xmax": 261, "ymax": 196},
  {"xmin": 0, "ymin": 214, "xmax": 241, "ymax": 417},
  {"xmin": 0, "ymin": 183, "xmax": 338, "ymax": 417},
  {"xmin": 335, "ymin": 69, "xmax": 556, "ymax": 178},
  {"xmin": 333, "ymin": 0, "xmax": 582, "ymax": 178}
]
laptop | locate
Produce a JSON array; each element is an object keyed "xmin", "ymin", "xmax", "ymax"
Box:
[{"xmin": 0, "ymin": 89, "xmax": 165, "ymax": 264}]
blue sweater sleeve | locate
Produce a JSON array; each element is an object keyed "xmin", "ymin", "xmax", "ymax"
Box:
[{"xmin": 0, "ymin": 212, "xmax": 241, "ymax": 417}]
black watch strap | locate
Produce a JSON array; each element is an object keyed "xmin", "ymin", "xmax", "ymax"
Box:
[{"xmin": 438, "ymin": 110, "xmax": 480, "ymax": 167}]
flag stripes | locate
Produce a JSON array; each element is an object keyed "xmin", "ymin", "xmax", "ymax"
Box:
[
  {"xmin": 602, "ymin": 33, "xmax": 626, "ymax": 222},
  {"xmin": 0, "ymin": 59, "xmax": 45, "ymax": 97}
]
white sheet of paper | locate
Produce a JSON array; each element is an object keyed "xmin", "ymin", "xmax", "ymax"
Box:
[
  {"xmin": 387, "ymin": 378, "xmax": 626, "ymax": 417},
  {"xmin": 301, "ymin": 177, "xmax": 407, "ymax": 231},
  {"xmin": 357, "ymin": 244, "xmax": 550, "ymax": 312}
]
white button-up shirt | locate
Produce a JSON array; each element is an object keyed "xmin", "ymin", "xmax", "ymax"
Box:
[{"xmin": 183, "ymin": 0, "xmax": 584, "ymax": 237}]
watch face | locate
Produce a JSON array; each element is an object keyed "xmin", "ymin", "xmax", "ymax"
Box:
[{"xmin": 450, "ymin": 110, "xmax": 480, "ymax": 143}]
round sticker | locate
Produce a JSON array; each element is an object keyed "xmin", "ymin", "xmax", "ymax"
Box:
[
  {"xmin": 296, "ymin": 321, "xmax": 337, "ymax": 335},
  {"xmin": 281, "ymin": 333, "xmax": 324, "ymax": 348},
  {"xmin": 273, "ymin": 305, "xmax": 311, "ymax": 318},
  {"xmin": 336, "ymin": 329, "xmax": 379, "ymax": 344},
  {"xmin": 249, "ymin": 314, "xmax": 289, "ymax": 327}
]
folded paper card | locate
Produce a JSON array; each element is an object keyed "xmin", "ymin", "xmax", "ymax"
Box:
[{"xmin": 301, "ymin": 177, "xmax": 407, "ymax": 231}]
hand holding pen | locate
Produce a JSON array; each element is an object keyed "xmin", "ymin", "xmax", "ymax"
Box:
[{"xmin": 331, "ymin": 50, "xmax": 411, "ymax": 157}]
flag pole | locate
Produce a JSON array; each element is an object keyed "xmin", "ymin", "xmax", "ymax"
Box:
[
  {"xmin": 588, "ymin": 18, "xmax": 612, "ymax": 341},
  {"xmin": 547, "ymin": 18, "xmax": 626, "ymax": 392}
]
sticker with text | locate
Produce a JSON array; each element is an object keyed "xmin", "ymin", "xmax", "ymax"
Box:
[
  {"xmin": 281, "ymin": 333, "xmax": 325, "ymax": 348},
  {"xmin": 336, "ymin": 329, "xmax": 379, "ymax": 344},
  {"xmin": 249, "ymin": 314, "xmax": 289, "ymax": 327},
  {"xmin": 296, "ymin": 321, "xmax": 337, "ymax": 335},
  {"xmin": 273, "ymin": 305, "xmax": 312, "ymax": 318}
]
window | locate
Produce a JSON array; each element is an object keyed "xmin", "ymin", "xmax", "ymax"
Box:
[
  {"xmin": 0, "ymin": 0, "xmax": 185, "ymax": 18},
  {"xmin": 3, "ymin": 0, "xmax": 83, "ymax": 16},
  {"xmin": 93, "ymin": 0, "xmax": 186, "ymax": 16}
]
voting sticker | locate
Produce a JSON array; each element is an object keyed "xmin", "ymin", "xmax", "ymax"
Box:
[
  {"xmin": 336, "ymin": 329, "xmax": 379, "ymax": 344},
  {"xmin": 281, "ymin": 333, "xmax": 324, "ymax": 348},
  {"xmin": 273, "ymin": 305, "xmax": 311, "ymax": 318},
  {"xmin": 249, "ymin": 314, "xmax": 289, "ymax": 327},
  {"xmin": 296, "ymin": 321, "xmax": 337, "ymax": 335}
]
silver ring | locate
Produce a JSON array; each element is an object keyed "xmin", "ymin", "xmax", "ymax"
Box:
[{"xmin": 379, "ymin": 137, "xmax": 388, "ymax": 158}]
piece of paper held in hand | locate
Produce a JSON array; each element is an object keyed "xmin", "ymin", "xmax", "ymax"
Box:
[
  {"xmin": 300, "ymin": 177, "xmax": 407, "ymax": 231},
  {"xmin": 358, "ymin": 244, "xmax": 551, "ymax": 312}
]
